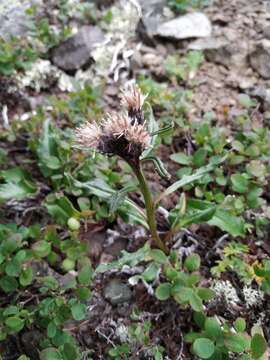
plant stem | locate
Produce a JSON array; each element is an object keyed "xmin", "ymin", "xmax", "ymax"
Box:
[{"xmin": 131, "ymin": 164, "xmax": 169, "ymax": 254}]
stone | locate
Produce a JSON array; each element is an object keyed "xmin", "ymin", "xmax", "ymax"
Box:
[
  {"xmin": 249, "ymin": 40, "xmax": 270, "ymax": 79},
  {"xmin": 247, "ymin": 86, "xmax": 270, "ymax": 111},
  {"xmin": 189, "ymin": 36, "xmax": 249, "ymax": 69},
  {"xmin": 263, "ymin": 25, "xmax": 270, "ymax": 40},
  {"xmin": 188, "ymin": 37, "xmax": 229, "ymax": 51},
  {"xmin": 0, "ymin": 0, "xmax": 41, "ymax": 40},
  {"xmin": 136, "ymin": 0, "xmax": 170, "ymax": 45},
  {"xmin": 51, "ymin": 26, "xmax": 105, "ymax": 73},
  {"xmin": 103, "ymin": 278, "xmax": 132, "ymax": 305},
  {"xmin": 156, "ymin": 12, "xmax": 212, "ymax": 40}
]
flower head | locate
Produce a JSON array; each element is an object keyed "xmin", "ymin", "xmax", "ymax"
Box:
[
  {"xmin": 120, "ymin": 84, "xmax": 147, "ymax": 125},
  {"xmin": 75, "ymin": 85, "xmax": 150, "ymax": 165},
  {"xmin": 75, "ymin": 121, "xmax": 101, "ymax": 149}
]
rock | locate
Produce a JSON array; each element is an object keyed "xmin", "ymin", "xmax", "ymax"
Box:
[
  {"xmin": 137, "ymin": 0, "xmax": 168, "ymax": 45},
  {"xmin": 51, "ymin": 26, "xmax": 105, "ymax": 73},
  {"xmin": 103, "ymin": 278, "xmax": 132, "ymax": 305},
  {"xmin": 156, "ymin": 12, "xmax": 212, "ymax": 40},
  {"xmin": 249, "ymin": 40, "xmax": 270, "ymax": 79},
  {"xmin": 189, "ymin": 36, "xmax": 248, "ymax": 69},
  {"xmin": 189, "ymin": 37, "xmax": 232, "ymax": 67},
  {"xmin": 0, "ymin": 0, "xmax": 41, "ymax": 40},
  {"xmin": 247, "ymin": 86, "xmax": 270, "ymax": 111},
  {"xmin": 263, "ymin": 26, "xmax": 270, "ymax": 40},
  {"xmin": 189, "ymin": 37, "xmax": 229, "ymax": 51},
  {"xmin": 104, "ymin": 236, "xmax": 128, "ymax": 257},
  {"xmin": 92, "ymin": 0, "xmax": 115, "ymax": 7},
  {"xmin": 138, "ymin": 0, "xmax": 167, "ymax": 13}
]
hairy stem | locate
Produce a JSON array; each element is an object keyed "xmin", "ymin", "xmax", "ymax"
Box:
[{"xmin": 131, "ymin": 164, "xmax": 169, "ymax": 254}]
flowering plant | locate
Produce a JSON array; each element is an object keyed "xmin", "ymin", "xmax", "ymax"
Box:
[{"xmin": 75, "ymin": 84, "xmax": 221, "ymax": 254}]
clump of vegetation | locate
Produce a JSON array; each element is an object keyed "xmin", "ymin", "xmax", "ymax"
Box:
[
  {"xmin": 0, "ymin": 38, "xmax": 37, "ymax": 76},
  {"xmin": 168, "ymin": 0, "xmax": 210, "ymax": 13},
  {"xmin": 0, "ymin": 0, "xmax": 270, "ymax": 357}
]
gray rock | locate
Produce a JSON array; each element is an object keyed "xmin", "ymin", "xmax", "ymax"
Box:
[
  {"xmin": 138, "ymin": 0, "xmax": 167, "ymax": 13},
  {"xmin": 248, "ymin": 86, "xmax": 270, "ymax": 111},
  {"xmin": 136, "ymin": 0, "xmax": 168, "ymax": 45},
  {"xmin": 156, "ymin": 12, "xmax": 212, "ymax": 40},
  {"xmin": 0, "ymin": 0, "xmax": 40, "ymax": 39},
  {"xmin": 189, "ymin": 36, "xmax": 249, "ymax": 69},
  {"xmin": 51, "ymin": 26, "xmax": 105, "ymax": 73},
  {"xmin": 103, "ymin": 278, "xmax": 132, "ymax": 305},
  {"xmin": 250, "ymin": 40, "xmax": 270, "ymax": 79},
  {"xmin": 189, "ymin": 37, "xmax": 229, "ymax": 51}
]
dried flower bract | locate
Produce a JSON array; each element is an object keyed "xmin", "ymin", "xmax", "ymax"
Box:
[
  {"xmin": 75, "ymin": 121, "xmax": 101, "ymax": 150},
  {"xmin": 121, "ymin": 84, "xmax": 147, "ymax": 125}
]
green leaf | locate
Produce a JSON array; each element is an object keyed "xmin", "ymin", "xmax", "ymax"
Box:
[
  {"xmin": 71, "ymin": 177, "xmax": 148, "ymax": 228},
  {"xmin": 0, "ymin": 275, "xmax": 18, "ymax": 293},
  {"xmin": 63, "ymin": 343, "xmax": 78, "ymax": 360},
  {"xmin": 193, "ymin": 338, "xmax": 215, "ymax": 359},
  {"xmin": 193, "ymin": 311, "xmax": 206, "ymax": 328},
  {"xmin": 204, "ymin": 317, "xmax": 222, "ymax": 338},
  {"xmin": 40, "ymin": 348, "xmax": 62, "ymax": 360},
  {"xmin": 246, "ymin": 160, "xmax": 266, "ymax": 179},
  {"xmin": 177, "ymin": 206, "xmax": 216, "ymax": 229},
  {"xmin": 144, "ymin": 102, "xmax": 159, "ymax": 154},
  {"xmin": 142, "ymin": 262, "xmax": 160, "ymax": 282},
  {"xmin": 5, "ymin": 258, "xmax": 21, "ymax": 277},
  {"xmin": 19, "ymin": 267, "xmax": 33, "ymax": 287},
  {"xmin": 155, "ymin": 283, "xmax": 172, "ymax": 300},
  {"xmin": 0, "ymin": 167, "xmax": 37, "ymax": 202},
  {"xmin": 231, "ymin": 174, "xmax": 249, "ymax": 194},
  {"xmin": 234, "ymin": 318, "xmax": 246, "ymax": 332},
  {"xmin": 71, "ymin": 303, "xmax": 86, "ymax": 321},
  {"xmin": 184, "ymin": 254, "xmax": 201, "ymax": 272},
  {"xmin": 44, "ymin": 156, "xmax": 61, "ymax": 170},
  {"xmin": 193, "ymin": 148, "xmax": 207, "ymax": 167},
  {"xmin": 158, "ymin": 156, "xmax": 227, "ymax": 203},
  {"xmin": 173, "ymin": 287, "xmax": 193, "ymax": 303},
  {"xmin": 189, "ymin": 291, "xmax": 203, "ymax": 312},
  {"xmin": 78, "ymin": 266, "xmax": 93, "ymax": 286},
  {"xmin": 5, "ymin": 316, "xmax": 24, "ymax": 332},
  {"xmin": 170, "ymin": 152, "xmax": 191, "ymax": 165},
  {"xmin": 95, "ymin": 243, "xmax": 151, "ymax": 274},
  {"xmin": 224, "ymin": 334, "xmax": 250, "ymax": 353},
  {"xmin": 32, "ymin": 240, "xmax": 51, "ymax": 258},
  {"xmin": 76, "ymin": 287, "xmax": 91, "ymax": 301},
  {"xmin": 251, "ymin": 334, "xmax": 267, "ymax": 359},
  {"xmin": 197, "ymin": 288, "xmax": 215, "ymax": 301},
  {"xmin": 149, "ymin": 249, "xmax": 168, "ymax": 264},
  {"xmin": 109, "ymin": 185, "xmax": 136, "ymax": 214},
  {"xmin": 47, "ymin": 321, "xmax": 57, "ymax": 338},
  {"xmin": 239, "ymin": 94, "xmax": 256, "ymax": 108},
  {"xmin": 45, "ymin": 195, "xmax": 80, "ymax": 225},
  {"xmin": 208, "ymin": 209, "xmax": 245, "ymax": 237}
]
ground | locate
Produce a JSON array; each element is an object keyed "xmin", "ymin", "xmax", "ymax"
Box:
[{"xmin": 0, "ymin": 0, "xmax": 270, "ymax": 359}]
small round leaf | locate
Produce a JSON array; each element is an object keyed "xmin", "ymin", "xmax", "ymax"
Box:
[
  {"xmin": 155, "ymin": 283, "xmax": 172, "ymax": 301},
  {"xmin": 193, "ymin": 338, "xmax": 215, "ymax": 359}
]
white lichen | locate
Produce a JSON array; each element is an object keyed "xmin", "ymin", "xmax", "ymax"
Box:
[
  {"xmin": 211, "ymin": 280, "xmax": 240, "ymax": 306},
  {"xmin": 18, "ymin": 59, "xmax": 60, "ymax": 92},
  {"xmin": 115, "ymin": 323, "xmax": 129, "ymax": 343},
  {"xmin": 242, "ymin": 285, "xmax": 264, "ymax": 308}
]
